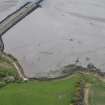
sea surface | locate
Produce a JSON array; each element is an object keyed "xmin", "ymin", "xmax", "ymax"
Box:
[{"xmin": 1, "ymin": 0, "xmax": 105, "ymax": 77}]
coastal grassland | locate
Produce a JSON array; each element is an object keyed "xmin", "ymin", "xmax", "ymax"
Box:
[
  {"xmin": 87, "ymin": 74, "xmax": 105, "ymax": 105},
  {"xmin": 0, "ymin": 74, "xmax": 81, "ymax": 105},
  {"xmin": 0, "ymin": 55, "xmax": 17, "ymax": 78},
  {"xmin": 0, "ymin": 59, "xmax": 105, "ymax": 105}
]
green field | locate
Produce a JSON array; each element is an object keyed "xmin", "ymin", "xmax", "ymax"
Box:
[
  {"xmin": 0, "ymin": 74, "xmax": 105, "ymax": 105},
  {"xmin": 88, "ymin": 75, "xmax": 105, "ymax": 105},
  {"xmin": 0, "ymin": 72, "xmax": 104, "ymax": 105},
  {"xmin": 0, "ymin": 55, "xmax": 105, "ymax": 105},
  {"xmin": 0, "ymin": 56, "xmax": 17, "ymax": 79},
  {"xmin": 0, "ymin": 75, "xmax": 81, "ymax": 105}
]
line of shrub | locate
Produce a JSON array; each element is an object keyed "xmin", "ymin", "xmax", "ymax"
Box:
[{"xmin": 70, "ymin": 79, "xmax": 85, "ymax": 105}]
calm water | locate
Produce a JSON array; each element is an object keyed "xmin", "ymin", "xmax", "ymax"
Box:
[{"xmin": 2, "ymin": 0, "xmax": 105, "ymax": 77}]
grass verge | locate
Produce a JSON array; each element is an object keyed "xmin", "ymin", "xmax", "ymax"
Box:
[{"xmin": 0, "ymin": 74, "xmax": 82, "ymax": 105}]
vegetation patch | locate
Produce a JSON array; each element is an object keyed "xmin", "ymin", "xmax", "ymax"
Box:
[
  {"xmin": 0, "ymin": 55, "xmax": 18, "ymax": 82},
  {"xmin": 0, "ymin": 56, "xmax": 105, "ymax": 105},
  {"xmin": 0, "ymin": 74, "xmax": 82, "ymax": 105},
  {"xmin": 87, "ymin": 74, "xmax": 105, "ymax": 105}
]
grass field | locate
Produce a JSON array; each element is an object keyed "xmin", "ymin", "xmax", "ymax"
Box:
[
  {"xmin": 0, "ymin": 72, "xmax": 104, "ymax": 105},
  {"xmin": 88, "ymin": 75, "xmax": 105, "ymax": 105},
  {"xmin": 0, "ymin": 74, "xmax": 81, "ymax": 105},
  {"xmin": 0, "ymin": 56, "xmax": 105, "ymax": 105},
  {"xmin": 0, "ymin": 56, "xmax": 17, "ymax": 78}
]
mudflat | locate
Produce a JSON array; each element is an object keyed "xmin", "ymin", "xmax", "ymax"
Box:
[{"xmin": 2, "ymin": 0, "xmax": 105, "ymax": 77}]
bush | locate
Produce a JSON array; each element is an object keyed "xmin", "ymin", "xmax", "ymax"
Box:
[{"xmin": 0, "ymin": 81, "xmax": 6, "ymax": 88}]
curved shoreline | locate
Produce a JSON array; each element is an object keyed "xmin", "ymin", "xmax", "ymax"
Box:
[
  {"xmin": 28, "ymin": 64, "xmax": 105, "ymax": 81},
  {"xmin": 1, "ymin": 51, "xmax": 105, "ymax": 81}
]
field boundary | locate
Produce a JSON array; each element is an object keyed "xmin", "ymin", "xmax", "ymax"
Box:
[{"xmin": 1, "ymin": 52, "xmax": 28, "ymax": 81}]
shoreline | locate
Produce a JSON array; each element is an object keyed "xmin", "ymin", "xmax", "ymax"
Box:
[
  {"xmin": 29, "ymin": 64, "xmax": 105, "ymax": 81},
  {"xmin": 1, "ymin": 51, "xmax": 105, "ymax": 82}
]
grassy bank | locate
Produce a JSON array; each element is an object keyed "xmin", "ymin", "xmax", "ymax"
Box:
[
  {"xmin": 87, "ymin": 74, "xmax": 105, "ymax": 105},
  {"xmin": 0, "ymin": 74, "xmax": 82, "ymax": 105},
  {"xmin": 0, "ymin": 55, "xmax": 105, "ymax": 105},
  {"xmin": 0, "ymin": 73, "xmax": 104, "ymax": 105},
  {"xmin": 0, "ymin": 55, "xmax": 18, "ymax": 80}
]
